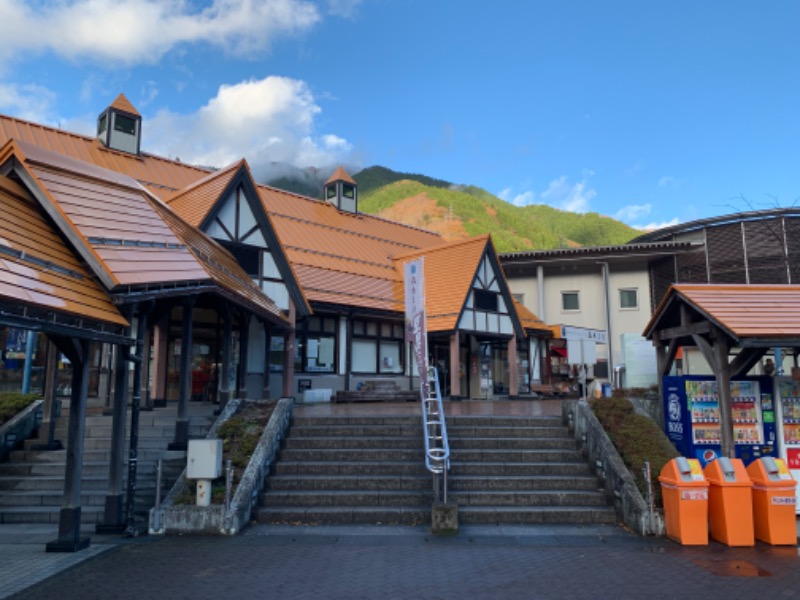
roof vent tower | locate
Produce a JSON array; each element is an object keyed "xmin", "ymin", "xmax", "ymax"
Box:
[
  {"xmin": 324, "ymin": 166, "xmax": 357, "ymax": 213},
  {"xmin": 97, "ymin": 93, "xmax": 142, "ymax": 155}
]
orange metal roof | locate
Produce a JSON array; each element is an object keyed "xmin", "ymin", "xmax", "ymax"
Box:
[
  {"xmin": 109, "ymin": 93, "xmax": 140, "ymax": 117},
  {"xmin": 395, "ymin": 236, "xmax": 490, "ymax": 332},
  {"xmin": 325, "ymin": 166, "xmax": 356, "ymax": 186},
  {"xmin": 165, "ymin": 160, "xmax": 243, "ymax": 227},
  {"xmin": 512, "ymin": 298, "xmax": 553, "ymax": 335},
  {"xmin": 0, "ymin": 174, "xmax": 127, "ymax": 326},
  {"xmin": 0, "ymin": 112, "xmax": 210, "ymax": 197},
  {"xmin": 4, "ymin": 140, "xmax": 287, "ymax": 326},
  {"xmin": 646, "ymin": 284, "xmax": 800, "ymax": 341}
]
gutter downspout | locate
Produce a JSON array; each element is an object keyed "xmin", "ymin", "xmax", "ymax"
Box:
[{"xmin": 600, "ymin": 262, "xmax": 614, "ymax": 386}]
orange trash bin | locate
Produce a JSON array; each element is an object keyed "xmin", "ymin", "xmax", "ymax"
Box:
[
  {"xmin": 703, "ymin": 457, "xmax": 754, "ymax": 546},
  {"xmin": 659, "ymin": 457, "xmax": 709, "ymax": 545},
  {"xmin": 746, "ymin": 457, "xmax": 797, "ymax": 545}
]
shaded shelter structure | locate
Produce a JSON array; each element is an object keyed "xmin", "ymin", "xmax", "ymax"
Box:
[
  {"xmin": 644, "ymin": 283, "xmax": 800, "ymax": 458},
  {"xmin": 0, "ymin": 154, "xmax": 130, "ymax": 551}
]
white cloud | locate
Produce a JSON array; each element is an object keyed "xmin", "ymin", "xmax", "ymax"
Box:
[
  {"xmin": 146, "ymin": 76, "xmax": 353, "ymax": 178},
  {"xmin": 614, "ymin": 203, "xmax": 652, "ymax": 223},
  {"xmin": 658, "ymin": 176, "xmax": 679, "ymax": 187},
  {"xmin": 0, "ymin": 83, "xmax": 57, "ymax": 123},
  {"xmin": 326, "ymin": 0, "xmax": 364, "ymax": 18},
  {"xmin": 0, "ymin": 0, "xmax": 320, "ymax": 66},
  {"xmin": 633, "ymin": 218, "xmax": 680, "ymax": 231},
  {"xmin": 541, "ymin": 176, "xmax": 596, "ymax": 213},
  {"xmin": 497, "ymin": 187, "xmax": 535, "ymax": 207}
]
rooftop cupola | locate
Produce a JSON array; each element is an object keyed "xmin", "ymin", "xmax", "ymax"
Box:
[
  {"xmin": 324, "ymin": 166, "xmax": 357, "ymax": 213},
  {"xmin": 97, "ymin": 93, "xmax": 141, "ymax": 155}
]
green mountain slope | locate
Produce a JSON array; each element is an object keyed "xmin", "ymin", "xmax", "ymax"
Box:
[
  {"xmin": 354, "ymin": 166, "xmax": 453, "ymax": 196},
  {"xmin": 359, "ymin": 179, "xmax": 638, "ymax": 252}
]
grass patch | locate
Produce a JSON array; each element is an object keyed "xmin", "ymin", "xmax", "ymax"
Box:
[
  {"xmin": 0, "ymin": 392, "xmax": 39, "ymax": 427},
  {"xmin": 176, "ymin": 400, "xmax": 277, "ymax": 505},
  {"xmin": 590, "ymin": 395, "xmax": 678, "ymax": 508}
]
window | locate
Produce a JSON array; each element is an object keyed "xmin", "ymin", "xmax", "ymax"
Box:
[
  {"xmin": 620, "ymin": 288, "xmax": 638, "ymax": 309},
  {"xmin": 114, "ymin": 114, "xmax": 136, "ymax": 135},
  {"xmin": 218, "ymin": 241, "xmax": 259, "ymax": 277},
  {"xmin": 342, "ymin": 184, "xmax": 355, "ymax": 199},
  {"xmin": 97, "ymin": 114, "xmax": 107, "ymax": 136},
  {"xmin": 351, "ymin": 318, "xmax": 404, "ymax": 374},
  {"xmin": 474, "ymin": 289, "xmax": 499, "ymax": 312},
  {"xmin": 296, "ymin": 316, "xmax": 337, "ymax": 373},
  {"xmin": 326, "ymin": 185, "xmax": 337, "ymax": 200},
  {"xmin": 561, "ymin": 291, "xmax": 580, "ymax": 311}
]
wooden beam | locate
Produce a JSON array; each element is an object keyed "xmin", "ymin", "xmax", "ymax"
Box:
[
  {"xmin": 729, "ymin": 348, "xmax": 765, "ymax": 379},
  {"xmin": 655, "ymin": 321, "xmax": 712, "ymax": 341}
]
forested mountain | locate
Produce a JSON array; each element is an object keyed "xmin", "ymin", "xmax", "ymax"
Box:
[{"xmin": 264, "ymin": 165, "xmax": 639, "ymax": 252}]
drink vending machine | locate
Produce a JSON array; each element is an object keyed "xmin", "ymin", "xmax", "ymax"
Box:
[
  {"xmin": 773, "ymin": 377, "xmax": 800, "ymax": 513},
  {"xmin": 663, "ymin": 375, "xmax": 777, "ymax": 467}
]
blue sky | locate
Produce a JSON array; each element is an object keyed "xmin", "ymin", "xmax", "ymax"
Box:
[{"xmin": 1, "ymin": 1, "xmax": 799, "ymax": 230}]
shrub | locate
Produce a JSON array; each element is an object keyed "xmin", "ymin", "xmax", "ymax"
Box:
[
  {"xmin": 590, "ymin": 395, "xmax": 678, "ymax": 508},
  {"xmin": 0, "ymin": 392, "xmax": 39, "ymax": 427}
]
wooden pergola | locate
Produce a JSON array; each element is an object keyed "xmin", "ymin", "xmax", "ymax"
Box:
[{"xmin": 644, "ymin": 284, "xmax": 800, "ymax": 458}]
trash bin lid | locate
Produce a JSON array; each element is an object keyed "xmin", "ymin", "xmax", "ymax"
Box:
[
  {"xmin": 746, "ymin": 457, "xmax": 797, "ymax": 488},
  {"xmin": 659, "ymin": 457, "xmax": 708, "ymax": 487},
  {"xmin": 703, "ymin": 457, "xmax": 753, "ymax": 487}
]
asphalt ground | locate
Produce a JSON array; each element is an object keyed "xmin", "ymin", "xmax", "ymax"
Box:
[{"xmin": 5, "ymin": 523, "xmax": 800, "ymax": 600}]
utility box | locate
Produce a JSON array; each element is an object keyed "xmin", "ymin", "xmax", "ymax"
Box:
[
  {"xmin": 658, "ymin": 457, "xmax": 709, "ymax": 545},
  {"xmin": 187, "ymin": 439, "xmax": 223, "ymax": 480},
  {"xmin": 746, "ymin": 457, "xmax": 797, "ymax": 545},
  {"xmin": 704, "ymin": 457, "xmax": 754, "ymax": 546}
]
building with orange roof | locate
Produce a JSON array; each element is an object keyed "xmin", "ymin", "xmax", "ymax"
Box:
[{"xmin": 0, "ymin": 94, "xmax": 554, "ymax": 412}]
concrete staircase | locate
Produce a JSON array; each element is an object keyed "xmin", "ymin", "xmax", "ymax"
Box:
[
  {"xmin": 0, "ymin": 405, "xmax": 213, "ymax": 526},
  {"xmin": 448, "ymin": 415, "xmax": 616, "ymax": 525},
  {"xmin": 257, "ymin": 415, "xmax": 432, "ymax": 525},
  {"xmin": 256, "ymin": 412, "xmax": 616, "ymax": 527}
]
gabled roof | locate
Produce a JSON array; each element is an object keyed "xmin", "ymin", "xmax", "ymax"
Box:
[
  {"xmin": 2, "ymin": 139, "xmax": 288, "ymax": 327},
  {"xmin": 166, "ymin": 160, "xmax": 243, "ymax": 227},
  {"xmin": 0, "ymin": 173, "xmax": 127, "ymax": 328},
  {"xmin": 109, "ymin": 93, "xmax": 140, "ymax": 117},
  {"xmin": 258, "ymin": 185, "xmax": 443, "ymax": 312},
  {"xmin": 644, "ymin": 284, "xmax": 800, "ymax": 344}
]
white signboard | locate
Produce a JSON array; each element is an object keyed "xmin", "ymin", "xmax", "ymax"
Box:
[{"xmin": 404, "ymin": 258, "xmax": 428, "ymax": 394}]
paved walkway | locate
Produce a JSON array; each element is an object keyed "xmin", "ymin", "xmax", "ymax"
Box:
[{"xmin": 2, "ymin": 522, "xmax": 800, "ymax": 599}]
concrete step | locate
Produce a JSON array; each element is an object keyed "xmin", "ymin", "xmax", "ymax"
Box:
[
  {"xmin": 291, "ymin": 416, "xmax": 419, "ymax": 427},
  {"xmin": 449, "ymin": 475, "xmax": 600, "ymax": 492},
  {"xmin": 273, "ymin": 460, "xmax": 430, "ymax": 477},
  {"xmin": 447, "ymin": 425, "xmax": 568, "ymax": 438},
  {"xmin": 457, "ymin": 506, "xmax": 617, "ymax": 525},
  {"xmin": 0, "ymin": 506, "xmax": 104, "ymax": 525},
  {"xmin": 283, "ymin": 436, "xmax": 423, "ymax": 450},
  {"xmin": 449, "ymin": 462, "xmax": 594, "ymax": 477},
  {"xmin": 278, "ymin": 448, "xmax": 424, "ymax": 462},
  {"xmin": 0, "ymin": 489, "xmax": 109, "ymax": 507},
  {"xmin": 448, "ymin": 489, "xmax": 609, "ymax": 507},
  {"xmin": 256, "ymin": 506, "xmax": 429, "ymax": 526},
  {"xmin": 261, "ymin": 489, "xmax": 434, "ymax": 508},
  {"xmin": 448, "ymin": 437, "xmax": 577, "ymax": 451},
  {"xmin": 448, "ymin": 416, "xmax": 562, "ymax": 428},
  {"xmin": 287, "ymin": 425, "xmax": 424, "ymax": 437},
  {"xmin": 267, "ymin": 474, "xmax": 432, "ymax": 492},
  {"xmin": 448, "ymin": 449, "xmax": 586, "ymax": 463}
]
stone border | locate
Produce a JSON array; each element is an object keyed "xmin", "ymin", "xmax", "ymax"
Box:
[
  {"xmin": 149, "ymin": 397, "xmax": 293, "ymax": 535},
  {"xmin": 563, "ymin": 399, "xmax": 665, "ymax": 536}
]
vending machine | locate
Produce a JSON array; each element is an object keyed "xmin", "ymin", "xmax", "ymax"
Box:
[
  {"xmin": 663, "ymin": 375, "xmax": 777, "ymax": 466},
  {"xmin": 773, "ymin": 377, "xmax": 800, "ymax": 513}
]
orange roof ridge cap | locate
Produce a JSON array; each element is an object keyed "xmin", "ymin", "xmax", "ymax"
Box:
[{"xmin": 325, "ymin": 166, "xmax": 355, "ymax": 185}]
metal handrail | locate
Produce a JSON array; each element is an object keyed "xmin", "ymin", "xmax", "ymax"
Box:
[{"xmin": 421, "ymin": 366, "xmax": 450, "ymax": 503}]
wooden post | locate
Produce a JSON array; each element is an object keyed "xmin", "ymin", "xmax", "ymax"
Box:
[
  {"xmin": 507, "ymin": 336, "xmax": 518, "ymax": 397},
  {"xmin": 170, "ymin": 297, "xmax": 195, "ymax": 450},
  {"xmin": 449, "ymin": 332, "xmax": 461, "ymax": 399}
]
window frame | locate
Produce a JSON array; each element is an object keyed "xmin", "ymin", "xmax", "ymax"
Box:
[
  {"xmin": 619, "ymin": 288, "xmax": 639, "ymax": 310},
  {"xmin": 351, "ymin": 318, "xmax": 405, "ymax": 374},
  {"xmin": 561, "ymin": 291, "xmax": 580, "ymax": 312}
]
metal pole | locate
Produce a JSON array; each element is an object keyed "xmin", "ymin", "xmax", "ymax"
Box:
[
  {"xmin": 125, "ymin": 306, "xmax": 149, "ymax": 536},
  {"xmin": 21, "ymin": 330, "xmax": 36, "ymax": 394},
  {"xmin": 225, "ymin": 459, "xmax": 233, "ymax": 513}
]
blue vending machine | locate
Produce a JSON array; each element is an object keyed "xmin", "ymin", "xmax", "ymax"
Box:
[{"xmin": 663, "ymin": 375, "xmax": 777, "ymax": 466}]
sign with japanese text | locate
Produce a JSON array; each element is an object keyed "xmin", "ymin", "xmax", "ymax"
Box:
[{"xmin": 404, "ymin": 258, "xmax": 428, "ymax": 395}]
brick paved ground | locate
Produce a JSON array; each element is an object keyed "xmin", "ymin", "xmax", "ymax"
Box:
[{"xmin": 7, "ymin": 525, "xmax": 800, "ymax": 600}]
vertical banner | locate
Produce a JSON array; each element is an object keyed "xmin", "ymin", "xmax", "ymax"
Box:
[{"xmin": 404, "ymin": 258, "xmax": 428, "ymax": 395}]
